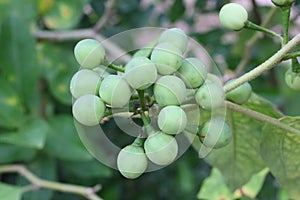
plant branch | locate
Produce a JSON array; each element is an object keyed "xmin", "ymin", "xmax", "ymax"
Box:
[
  {"xmin": 224, "ymin": 32, "xmax": 300, "ymax": 93},
  {"xmin": 226, "ymin": 101, "xmax": 300, "ymax": 135},
  {"xmin": 235, "ymin": 7, "xmax": 278, "ymax": 76},
  {"xmin": 0, "ymin": 165, "xmax": 103, "ymax": 200},
  {"xmin": 93, "ymin": 0, "xmax": 116, "ymax": 32},
  {"xmin": 283, "ymin": 51, "xmax": 300, "ymax": 60}
]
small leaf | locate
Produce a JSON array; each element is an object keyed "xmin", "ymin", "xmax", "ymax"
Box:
[
  {"xmin": 44, "ymin": 115, "xmax": 92, "ymax": 161},
  {"xmin": 0, "ymin": 183, "xmax": 23, "ymax": 200},
  {"xmin": 261, "ymin": 116, "xmax": 300, "ymax": 199},
  {"xmin": 197, "ymin": 168, "xmax": 234, "ymax": 200},
  {"xmin": 0, "ymin": 119, "xmax": 48, "ymax": 149}
]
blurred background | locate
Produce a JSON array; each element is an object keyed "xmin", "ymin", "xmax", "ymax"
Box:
[{"xmin": 0, "ymin": 0, "xmax": 300, "ymax": 199}]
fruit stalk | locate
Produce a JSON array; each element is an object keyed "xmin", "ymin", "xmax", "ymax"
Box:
[
  {"xmin": 282, "ymin": 6, "xmax": 291, "ymax": 45},
  {"xmin": 245, "ymin": 21, "xmax": 283, "ymax": 42}
]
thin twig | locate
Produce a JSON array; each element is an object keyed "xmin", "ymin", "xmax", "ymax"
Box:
[
  {"xmin": 226, "ymin": 101, "xmax": 300, "ymax": 135},
  {"xmin": 224, "ymin": 32, "xmax": 300, "ymax": 92},
  {"xmin": 93, "ymin": 0, "xmax": 116, "ymax": 32},
  {"xmin": 0, "ymin": 165, "xmax": 103, "ymax": 200}
]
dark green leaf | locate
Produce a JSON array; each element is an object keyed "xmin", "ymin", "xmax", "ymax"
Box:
[
  {"xmin": 168, "ymin": 0, "xmax": 185, "ymax": 22},
  {"xmin": 261, "ymin": 116, "xmax": 300, "ymax": 199},
  {"xmin": 44, "ymin": 115, "xmax": 93, "ymax": 161},
  {"xmin": 0, "ymin": 79, "xmax": 24, "ymax": 129},
  {"xmin": 0, "ymin": 144, "xmax": 36, "ymax": 164},
  {"xmin": 0, "ymin": 183, "xmax": 23, "ymax": 200},
  {"xmin": 0, "ymin": 119, "xmax": 48, "ymax": 149}
]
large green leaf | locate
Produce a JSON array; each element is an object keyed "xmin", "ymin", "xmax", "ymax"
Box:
[
  {"xmin": 260, "ymin": 116, "xmax": 300, "ymax": 199},
  {"xmin": 17, "ymin": 154, "xmax": 56, "ymax": 200},
  {"xmin": 0, "ymin": 144, "xmax": 36, "ymax": 164},
  {"xmin": 42, "ymin": 0, "xmax": 88, "ymax": 30},
  {"xmin": 44, "ymin": 115, "xmax": 92, "ymax": 161},
  {"xmin": 0, "ymin": 79, "xmax": 24, "ymax": 129},
  {"xmin": 0, "ymin": 183, "xmax": 23, "ymax": 200},
  {"xmin": 0, "ymin": 3, "xmax": 39, "ymax": 110},
  {"xmin": 190, "ymin": 94, "xmax": 281, "ymax": 191},
  {"xmin": 0, "ymin": 119, "xmax": 48, "ymax": 149}
]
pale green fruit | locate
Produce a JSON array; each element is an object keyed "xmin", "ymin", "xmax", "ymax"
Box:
[
  {"xmin": 117, "ymin": 144, "xmax": 148, "ymax": 179},
  {"xmin": 225, "ymin": 79, "xmax": 252, "ymax": 104},
  {"xmin": 124, "ymin": 57, "xmax": 157, "ymax": 90},
  {"xmin": 92, "ymin": 65, "xmax": 110, "ymax": 78},
  {"xmin": 74, "ymin": 39, "xmax": 105, "ymax": 69},
  {"xmin": 200, "ymin": 119, "xmax": 232, "ymax": 149},
  {"xmin": 72, "ymin": 94, "xmax": 105, "ymax": 126},
  {"xmin": 70, "ymin": 69, "xmax": 101, "ymax": 99},
  {"xmin": 271, "ymin": 0, "xmax": 295, "ymax": 7},
  {"xmin": 177, "ymin": 57, "xmax": 207, "ymax": 88},
  {"xmin": 151, "ymin": 42, "xmax": 183, "ymax": 75},
  {"xmin": 219, "ymin": 3, "xmax": 248, "ymax": 31},
  {"xmin": 285, "ymin": 68, "xmax": 300, "ymax": 91},
  {"xmin": 154, "ymin": 75, "xmax": 187, "ymax": 106},
  {"xmin": 99, "ymin": 75, "xmax": 132, "ymax": 108},
  {"xmin": 144, "ymin": 131, "xmax": 178, "ymax": 165},
  {"xmin": 158, "ymin": 106, "xmax": 187, "ymax": 135},
  {"xmin": 195, "ymin": 82, "xmax": 225, "ymax": 110},
  {"xmin": 158, "ymin": 28, "xmax": 188, "ymax": 53}
]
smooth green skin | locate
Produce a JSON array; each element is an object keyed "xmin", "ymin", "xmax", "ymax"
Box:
[
  {"xmin": 158, "ymin": 106, "xmax": 187, "ymax": 135},
  {"xmin": 150, "ymin": 42, "xmax": 183, "ymax": 75},
  {"xmin": 200, "ymin": 119, "xmax": 232, "ymax": 149},
  {"xmin": 158, "ymin": 28, "xmax": 188, "ymax": 53},
  {"xmin": 72, "ymin": 94, "xmax": 105, "ymax": 126},
  {"xmin": 219, "ymin": 3, "xmax": 248, "ymax": 31},
  {"xmin": 74, "ymin": 39, "xmax": 105, "ymax": 69},
  {"xmin": 271, "ymin": 0, "xmax": 295, "ymax": 6},
  {"xmin": 285, "ymin": 68, "xmax": 300, "ymax": 91},
  {"xmin": 99, "ymin": 75, "xmax": 132, "ymax": 108},
  {"xmin": 70, "ymin": 69, "xmax": 101, "ymax": 99},
  {"xmin": 225, "ymin": 79, "xmax": 252, "ymax": 105},
  {"xmin": 154, "ymin": 75, "xmax": 187, "ymax": 107},
  {"xmin": 117, "ymin": 145, "xmax": 148, "ymax": 179},
  {"xmin": 144, "ymin": 131, "xmax": 178, "ymax": 165},
  {"xmin": 93, "ymin": 65, "xmax": 110, "ymax": 78},
  {"xmin": 206, "ymin": 73, "xmax": 223, "ymax": 87},
  {"xmin": 195, "ymin": 82, "xmax": 225, "ymax": 110},
  {"xmin": 124, "ymin": 57, "xmax": 157, "ymax": 90},
  {"xmin": 177, "ymin": 57, "xmax": 208, "ymax": 88}
]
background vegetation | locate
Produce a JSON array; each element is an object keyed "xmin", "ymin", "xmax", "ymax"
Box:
[{"xmin": 0, "ymin": 0, "xmax": 300, "ymax": 199}]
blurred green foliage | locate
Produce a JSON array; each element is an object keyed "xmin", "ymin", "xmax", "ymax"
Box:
[{"xmin": 0, "ymin": 0, "xmax": 300, "ymax": 199}]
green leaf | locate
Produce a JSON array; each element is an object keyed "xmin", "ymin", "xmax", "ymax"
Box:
[
  {"xmin": 0, "ymin": 119, "xmax": 48, "ymax": 149},
  {"xmin": 0, "ymin": 144, "xmax": 36, "ymax": 164},
  {"xmin": 168, "ymin": 0, "xmax": 185, "ymax": 22},
  {"xmin": 44, "ymin": 115, "xmax": 92, "ymax": 161},
  {"xmin": 17, "ymin": 154, "xmax": 56, "ymax": 200},
  {"xmin": 0, "ymin": 6, "xmax": 39, "ymax": 110},
  {"xmin": 42, "ymin": 0, "xmax": 88, "ymax": 30},
  {"xmin": 260, "ymin": 116, "xmax": 300, "ymax": 199},
  {"xmin": 0, "ymin": 79, "xmax": 24, "ymax": 129},
  {"xmin": 0, "ymin": 183, "xmax": 23, "ymax": 200},
  {"xmin": 197, "ymin": 168, "xmax": 234, "ymax": 200},
  {"xmin": 37, "ymin": 42, "xmax": 78, "ymax": 105},
  {"xmin": 190, "ymin": 94, "xmax": 281, "ymax": 191}
]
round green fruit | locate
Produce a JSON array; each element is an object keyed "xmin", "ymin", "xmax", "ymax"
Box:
[
  {"xmin": 72, "ymin": 94, "xmax": 105, "ymax": 126},
  {"xmin": 99, "ymin": 75, "xmax": 132, "ymax": 108},
  {"xmin": 225, "ymin": 79, "xmax": 252, "ymax": 104},
  {"xmin": 150, "ymin": 42, "xmax": 183, "ymax": 75},
  {"xmin": 206, "ymin": 73, "xmax": 223, "ymax": 86},
  {"xmin": 154, "ymin": 75, "xmax": 187, "ymax": 106},
  {"xmin": 144, "ymin": 131, "xmax": 178, "ymax": 165},
  {"xmin": 117, "ymin": 144, "xmax": 148, "ymax": 179},
  {"xmin": 158, "ymin": 105, "xmax": 187, "ymax": 135},
  {"xmin": 158, "ymin": 28, "xmax": 188, "ymax": 53},
  {"xmin": 219, "ymin": 3, "xmax": 248, "ymax": 31},
  {"xmin": 124, "ymin": 57, "xmax": 157, "ymax": 90},
  {"xmin": 285, "ymin": 68, "xmax": 300, "ymax": 91},
  {"xmin": 200, "ymin": 119, "xmax": 232, "ymax": 149},
  {"xmin": 70, "ymin": 69, "xmax": 101, "ymax": 99},
  {"xmin": 74, "ymin": 39, "xmax": 105, "ymax": 69},
  {"xmin": 177, "ymin": 57, "xmax": 207, "ymax": 88},
  {"xmin": 195, "ymin": 82, "xmax": 225, "ymax": 110}
]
